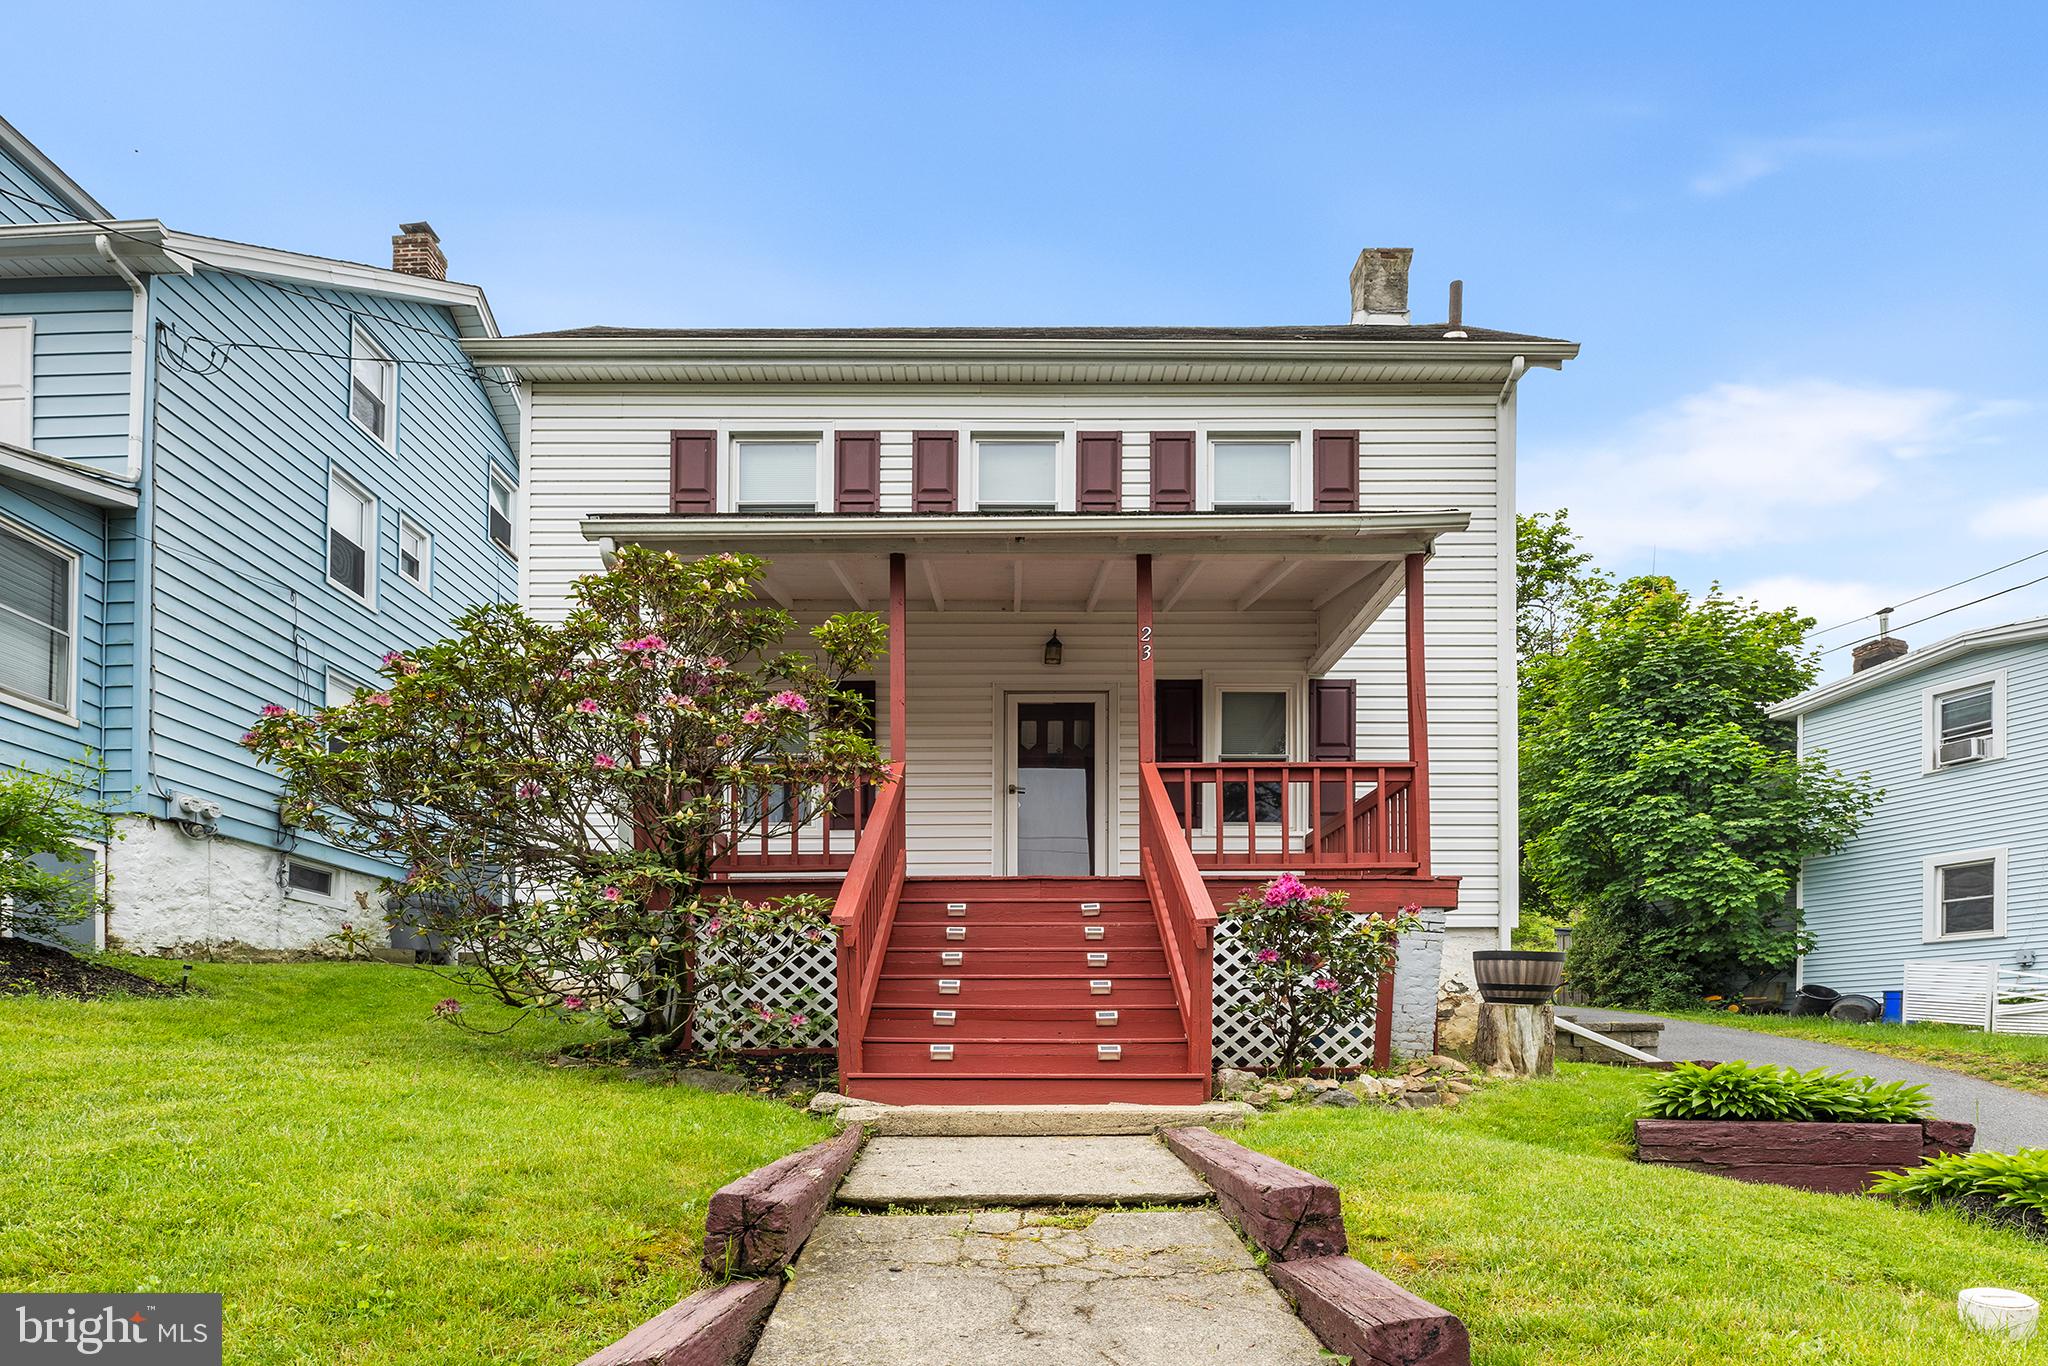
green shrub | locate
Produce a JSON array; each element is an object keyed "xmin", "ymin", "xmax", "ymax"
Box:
[
  {"xmin": 1640, "ymin": 1060, "xmax": 1932, "ymax": 1124},
  {"xmin": 1871, "ymin": 1149, "xmax": 2048, "ymax": 1220}
]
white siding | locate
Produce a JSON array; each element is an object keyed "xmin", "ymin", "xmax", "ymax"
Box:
[{"xmin": 523, "ymin": 386, "xmax": 1510, "ymax": 933}]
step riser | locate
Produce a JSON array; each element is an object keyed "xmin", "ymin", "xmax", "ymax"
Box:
[
  {"xmin": 869, "ymin": 1005, "xmax": 1185, "ymax": 1033},
  {"xmin": 889, "ymin": 924, "xmax": 1161, "ymax": 949},
  {"xmin": 845, "ymin": 1076, "xmax": 1214, "ymax": 1106},
  {"xmin": 864, "ymin": 1042, "xmax": 1190, "ymax": 1071},
  {"xmin": 883, "ymin": 949, "xmax": 1170, "ymax": 975},
  {"xmin": 876, "ymin": 981, "xmax": 1179, "ymax": 1007},
  {"xmin": 894, "ymin": 903, "xmax": 1155, "ymax": 924}
]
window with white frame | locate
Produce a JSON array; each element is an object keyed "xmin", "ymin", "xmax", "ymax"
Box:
[
  {"xmin": 0, "ymin": 317, "xmax": 32, "ymax": 448},
  {"xmin": 1210, "ymin": 438, "xmax": 1294, "ymax": 512},
  {"xmin": 733, "ymin": 438, "xmax": 820, "ymax": 513},
  {"xmin": 284, "ymin": 858, "xmax": 337, "ymax": 900},
  {"xmin": 488, "ymin": 471, "xmax": 516, "ymax": 557},
  {"xmin": 349, "ymin": 326, "xmax": 396, "ymax": 447},
  {"xmin": 1217, "ymin": 687, "xmax": 1290, "ymax": 823},
  {"xmin": 974, "ymin": 438, "xmax": 1059, "ymax": 511},
  {"xmin": 1924, "ymin": 671, "xmax": 2006, "ymax": 771},
  {"xmin": 327, "ymin": 468, "xmax": 375, "ymax": 602},
  {"xmin": 0, "ymin": 519, "xmax": 75, "ymax": 714},
  {"xmin": 397, "ymin": 516, "xmax": 431, "ymax": 590},
  {"xmin": 1924, "ymin": 848, "xmax": 2006, "ymax": 941}
]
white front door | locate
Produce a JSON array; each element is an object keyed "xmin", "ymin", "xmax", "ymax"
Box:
[{"xmin": 1002, "ymin": 693, "xmax": 1107, "ymax": 876}]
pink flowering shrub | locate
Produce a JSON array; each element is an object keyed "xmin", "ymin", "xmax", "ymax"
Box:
[
  {"xmin": 693, "ymin": 892, "xmax": 836, "ymax": 1062},
  {"xmin": 239, "ymin": 546, "xmax": 888, "ymax": 1050},
  {"xmin": 1224, "ymin": 875, "xmax": 1421, "ymax": 1074}
]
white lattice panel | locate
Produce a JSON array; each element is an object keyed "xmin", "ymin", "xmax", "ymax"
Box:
[
  {"xmin": 691, "ymin": 927, "xmax": 838, "ymax": 1051},
  {"xmin": 1903, "ymin": 960, "xmax": 1997, "ymax": 1029},
  {"xmin": 1211, "ymin": 920, "xmax": 1378, "ymax": 1069}
]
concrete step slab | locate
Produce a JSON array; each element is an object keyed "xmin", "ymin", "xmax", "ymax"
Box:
[
  {"xmin": 836, "ymin": 1100, "xmax": 1250, "ymax": 1136},
  {"xmin": 837, "ymin": 1135, "xmax": 1212, "ymax": 1207}
]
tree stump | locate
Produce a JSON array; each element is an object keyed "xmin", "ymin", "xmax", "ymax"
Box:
[{"xmin": 1474, "ymin": 1003, "xmax": 1554, "ymax": 1076}]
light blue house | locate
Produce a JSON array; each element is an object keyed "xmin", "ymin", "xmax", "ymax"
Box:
[
  {"xmin": 1771, "ymin": 617, "xmax": 2048, "ymax": 1000},
  {"xmin": 0, "ymin": 115, "xmax": 521, "ymax": 953}
]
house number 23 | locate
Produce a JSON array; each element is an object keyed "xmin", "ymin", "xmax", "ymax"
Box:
[{"xmin": 1138, "ymin": 624, "xmax": 1152, "ymax": 661}]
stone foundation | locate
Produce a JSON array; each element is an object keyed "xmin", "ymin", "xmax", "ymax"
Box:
[{"xmin": 105, "ymin": 817, "xmax": 389, "ymax": 957}]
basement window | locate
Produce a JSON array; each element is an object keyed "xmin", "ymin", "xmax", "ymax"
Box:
[{"xmin": 284, "ymin": 859, "xmax": 337, "ymax": 900}]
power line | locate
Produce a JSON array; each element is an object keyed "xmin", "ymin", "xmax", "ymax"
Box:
[
  {"xmin": 1822, "ymin": 568, "xmax": 2048, "ymax": 655},
  {"xmin": 1809, "ymin": 545, "xmax": 2048, "ymax": 637}
]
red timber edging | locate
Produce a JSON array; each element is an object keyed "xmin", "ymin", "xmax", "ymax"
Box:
[
  {"xmin": 1163, "ymin": 1126, "xmax": 1470, "ymax": 1366},
  {"xmin": 577, "ymin": 1128, "xmax": 864, "ymax": 1366},
  {"xmin": 1633, "ymin": 1118, "xmax": 1976, "ymax": 1195}
]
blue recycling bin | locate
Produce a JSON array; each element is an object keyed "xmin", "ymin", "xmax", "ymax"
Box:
[{"xmin": 1882, "ymin": 990, "xmax": 1903, "ymax": 1023}]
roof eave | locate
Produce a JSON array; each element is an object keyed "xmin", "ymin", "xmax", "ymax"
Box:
[
  {"xmin": 1770, "ymin": 616, "xmax": 2048, "ymax": 718},
  {"xmin": 0, "ymin": 115, "xmax": 112, "ymax": 220}
]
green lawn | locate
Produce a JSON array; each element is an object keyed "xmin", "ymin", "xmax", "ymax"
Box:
[
  {"xmin": 1664, "ymin": 1010, "xmax": 2048, "ymax": 1097},
  {"xmin": 0, "ymin": 960, "xmax": 824, "ymax": 1366},
  {"xmin": 1243, "ymin": 1066, "xmax": 2045, "ymax": 1366}
]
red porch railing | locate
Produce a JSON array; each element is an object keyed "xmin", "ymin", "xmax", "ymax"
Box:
[
  {"xmin": 710, "ymin": 776, "xmax": 876, "ymax": 872},
  {"xmin": 1149, "ymin": 761, "xmax": 1422, "ymax": 872},
  {"xmin": 1139, "ymin": 763, "xmax": 1218, "ymax": 1078},
  {"xmin": 829, "ymin": 762, "xmax": 906, "ymax": 1075}
]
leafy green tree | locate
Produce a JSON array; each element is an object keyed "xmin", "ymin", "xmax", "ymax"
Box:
[
  {"xmin": 1516, "ymin": 509, "xmax": 1612, "ymax": 670},
  {"xmin": 0, "ymin": 755, "xmax": 114, "ymax": 942},
  {"xmin": 242, "ymin": 548, "xmax": 888, "ymax": 1050},
  {"xmin": 1521, "ymin": 576, "xmax": 1878, "ymax": 1008}
]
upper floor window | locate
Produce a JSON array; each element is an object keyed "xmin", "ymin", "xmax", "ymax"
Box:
[
  {"xmin": 397, "ymin": 516, "xmax": 431, "ymax": 590},
  {"xmin": 1210, "ymin": 439, "xmax": 1294, "ymax": 512},
  {"xmin": 328, "ymin": 467, "xmax": 375, "ymax": 604},
  {"xmin": 1924, "ymin": 671, "xmax": 2006, "ymax": 771},
  {"xmin": 1924, "ymin": 848, "xmax": 2005, "ymax": 941},
  {"xmin": 0, "ymin": 317, "xmax": 31, "ymax": 448},
  {"xmin": 349, "ymin": 326, "xmax": 396, "ymax": 448},
  {"xmin": 0, "ymin": 519, "xmax": 75, "ymax": 715},
  {"xmin": 974, "ymin": 439, "xmax": 1058, "ymax": 512},
  {"xmin": 489, "ymin": 472, "xmax": 516, "ymax": 558},
  {"xmin": 733, "ymin": 439, "xmax": 819, "ymax": 513}
]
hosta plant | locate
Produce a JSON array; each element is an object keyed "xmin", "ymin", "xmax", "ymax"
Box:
[
  {"xmin": 1871, "ymin": 1149, "xmax": 2048, "ymax": 1239},
  {"xmin": 1640, "ymin": 1059, "xmax": 1932, "ymax": 1125},
  {"xmin": 1224, "ymin": 873, "xmax": 1419, "ymax": 1075}
]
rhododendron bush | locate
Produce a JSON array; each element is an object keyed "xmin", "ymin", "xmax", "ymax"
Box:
[
  {"xmin": 1224, "ymin": 873, "xmax": 1420, "ymax": 1073},
  {"xmin": 241, "ymin": 547, "xmax": 887, "ymax": 1049}
]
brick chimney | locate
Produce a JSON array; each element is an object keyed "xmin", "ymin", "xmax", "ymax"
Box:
[
  {"xmin": 391, "ymin": 222, "xmax": 446, "ymax": 280},
  {"xmin": 1350, "ymin": 248, "xmax": 1413, "ymax": 324},
  {"xmin": 1851, "ymin": 609, "xmax": 1908, "ymax": 673}
]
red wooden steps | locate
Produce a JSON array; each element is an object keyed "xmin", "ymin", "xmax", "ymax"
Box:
[{"xmin": 846, "ymin": 875, "xmax": 1211, "ymax": 1106}]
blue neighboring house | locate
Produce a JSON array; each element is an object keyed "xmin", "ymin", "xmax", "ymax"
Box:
[
  {"xmin": 1770, "ymin": 616, "xmax": 2048, "ymax": 1001},
  {"xmin": 0, "ymin": 114, "xmax": 521, "ymax": 954}
]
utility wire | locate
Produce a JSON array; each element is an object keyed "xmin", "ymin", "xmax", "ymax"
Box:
[
  {"xmin": 1822, "ymin": 568, "xmax": 2048, "ymax": 655},
  {"xmin": 1808, "ymin": 544, "xmax": 2048, "ymax": 637}
]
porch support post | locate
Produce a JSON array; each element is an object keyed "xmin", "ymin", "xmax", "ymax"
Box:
[
  {"xmin": 889, "ymin": 553, "xmax": 907, "ymax": 765},
  {"xmin": 1136, "ymin": 554, "xmax": 1155, "ymax": 763},
  {"xmin": 1404, "ymin": 551, "xmax": 1431, "ymax": 875}
]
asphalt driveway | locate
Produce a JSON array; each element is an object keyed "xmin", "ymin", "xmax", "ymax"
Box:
[{"xmin": 1568, "ymin": 1007, "xmax": 2048, "ymax": 1154}]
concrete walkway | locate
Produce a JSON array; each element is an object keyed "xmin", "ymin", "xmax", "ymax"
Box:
[
  {"xmin": 749, "ymin": 1134, "xmax": 1328, "ymax": 1365},
  {"xmin": 1572, "ymin": 1007, "xmax": 2048, "ymax": 1153}
]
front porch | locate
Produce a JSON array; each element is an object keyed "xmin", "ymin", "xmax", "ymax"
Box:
[{"xmin": 595, "ymin": 513, "xmax": 1462, "ymax": 1098}]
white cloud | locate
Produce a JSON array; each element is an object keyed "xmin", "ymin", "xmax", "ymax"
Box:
[
  {"xmin": 1971, "ymin": 492, "xmax": 2048, "ymax": 540},
  {"xmin": 1728, "ymin": 574, "xmax": 1900, "ymax": 634},
  {"xmin": 1527, "ymin": 380, "xmax": 1965, "ymax": 559},
  {"xmin": 1689, "ymin": 126, "xmax": 1941, "ymax": 196}
]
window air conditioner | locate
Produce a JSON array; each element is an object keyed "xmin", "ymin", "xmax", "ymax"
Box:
[{"xmin": 1938, "ymin": 734, "xmax": 1994, "ymax": 766}]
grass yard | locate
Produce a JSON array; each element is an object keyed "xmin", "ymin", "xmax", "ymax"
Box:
[
  {"xmin": 1667, "ymin": 1010, "xmax": 2048, "ymax": 1098},
  {"xmin": 1244, "ymin": 1066, "xmax": 2046, "ymax": 1366},
  {"xmin": 0, "ymin": 959, "xmax": 825, "ymax": 1366}
]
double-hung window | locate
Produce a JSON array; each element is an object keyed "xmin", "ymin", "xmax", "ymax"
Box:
[
  {"xmin": 397, "ymin": 516, "xmax": 431, "ymax": 590},
  {"xmin": 1924, "ymin": 849, "xmax": 2006, "ymax": 941},
  {"xmin": 349, "ymin": 326, "xmax": 396, "ymax": 448},
  {"xmin": 1924, "ymin": 672, "xmax": 2006, "ymax": 770},
  {"xmin": 974, "ymin": 439, "xmax": 1058, "ymax": 512},
  {"xmin": 488, "ymin": 472, "xmax": 516, "ymax": 557},
  {"xmin": 1218, "ymin": 688, "xmax": 1289, "ymax": 823},
  {"xmin": 733, "ymin": 439, "xmax": 819, "ymax": 513},
  {"xmin": 0, "ymin": 519, "xmax": 75, "ymax": 714},
  {"xmin": 1211, "ymin": 439, "xmax": 1294, "ymax": 512},
  {"xmin": 328, "ymin": 468, "xmax": 375, "ymax": 603}
]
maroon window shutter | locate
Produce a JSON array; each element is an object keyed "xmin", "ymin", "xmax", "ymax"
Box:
[
  {"xmin": 1076, "ymin": 431, "xmax": 1122, "ymax": 513},
  {"xmin": 1156, "ymin": 679, "xmax": 1204, "ymax": 822},
  {"xmin": 1150, "ymin": 432, "xmax": 1195, "ymax": 513},
  {"xmin": 1308, "ymin": 679, "xmax": 1357, "ymax": 760},
  {"xmin": 912, "ymin": 431, "xmax": 958, "ymax": 513},
  {"xmin": 669, "ymin": 430, "xmax": 717, "ymax": 514},
  {"xmin": 835, "ymin": 431, "xmax": 881, "ymax": 513},
  {"xmin": 1312, "ymin": 430, "xmax": 1360, "ymax": 512}
]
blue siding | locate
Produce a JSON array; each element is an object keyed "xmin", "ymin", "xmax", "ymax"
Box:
[
  {"xmin": 0, "ymin": 282, "xmax": 133, "ymax": 468},
  {"xmin": 1798, "ymin": 639, "xmax": 2048, "ymax": 997},
  {"xmin": 0, "ymin": 143, "xmax": 74, "ymax": 224},
  {"xmin": 0, "ymin": 483, "xmax": 106, "ymax": 772},
  {"xmin": 142, "ymin": 267, "xmax": 519, "ymax": 874}
]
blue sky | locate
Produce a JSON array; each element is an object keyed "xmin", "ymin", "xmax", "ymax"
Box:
[{"xmin": 12, "ymin": 1, "xmax": 2047, "ymax": 675}]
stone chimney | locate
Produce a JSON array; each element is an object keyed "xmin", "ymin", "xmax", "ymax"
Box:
[
  {"xmin": 391, "ymin": 222, "xmax": 447, "ymax": 280},
  {"xmin": 1350, "ymin": 248, "xmax": 1413, "ymax": 324},
  {"xmin": 1851, "ymin": 609, "xmax": 1908, "ymax": 672}
]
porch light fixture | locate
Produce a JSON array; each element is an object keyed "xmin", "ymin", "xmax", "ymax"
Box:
[{"xmin": 1043, "ymin": 631, "xmax": 1064, "ymax": 667}]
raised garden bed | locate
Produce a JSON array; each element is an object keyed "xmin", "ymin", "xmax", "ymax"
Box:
[{"xmin": 1635, "ymin": 1118, "xmax": 1974, "ymax": 1195}]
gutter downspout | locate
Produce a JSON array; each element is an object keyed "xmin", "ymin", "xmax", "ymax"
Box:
[
  {"xmin": 93, "ymin": 234, "xmax": 148, "ymax": 484},
  {"xmin": 1497, "ymin": 354, "xmax": 1527, "ymax": 406}
]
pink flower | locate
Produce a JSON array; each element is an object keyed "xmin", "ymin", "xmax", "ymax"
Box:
[
  {"xmin": 602, "ymin": 886, "xmax": 622, "ymax": 902},
  {"xmin": 1262, "ymin": 873, "xmax": 1310, "ymax": 907},
  {"xmin": 593, "ymin": 753, "xmax": 618, "ymax": 770},
  {"xmin": 1255, "ymin": 948, "xmax": 1280, "ymax": 965},
  {"xmin": 1305, "ymin": 886, "xmax": 1330, "ymax": 900},
  {"xmin": 239, "ymin": 731, "xmax": 258, "ymax": 745},
  {"xmin": 660, "ymin": 693, "xmax": 683, "ymax": 707},
  {"xmin": 771, "ymin": 690, "xmax": 809, "ymax": 713},
  {"xmin": 1402, "ymin": 902, "xmax": 1422, "ymax": 914},
  {"xmin": 557, "ymin": 669, "xmax": 574, "ymax": 680},
  {"xmin": 432, "ymin": 998, "xmax": 464, "ymax": 1018},
  {"xmin": 1313, "ymin": 976, "xmax": 1339, "ymax": 993},
  {"xmin": 576, "ymin": 697, "xmax": 600, "ymax": 713},
  {"xmin": 369, "ymin": 692, "xmax": 393, "ymax": 707},
  {"xmin": 516, "ymin": 780, "xmax": 542, "ymax": 799},
  {"xmin": 705, "ymin": 917, "xmax": 723, "ymax": 934},
  {"xmin": 260, "ymin": 704, "xmax": 290, "ymax": 717},
  {"xmin": 742, "ymin": 708, "xmax": 766, "ymax": 725},
  {"xmin": 561, "ymin": 995, "xmax": 587, "ymax": 1011},
  {"xmin": 714, "ymin": 733, "xmax": 734, "ymax": 747},
  {"xmin": 706, "ymin": 655, "xmax": 728, "ymax": 670},
  {"xmin": 634, "ymin": 712, "xmax": 652, "ymax": 728},
  {"xmin": 789, "ymin": 1013, "xmax": 807, "ymax": 1028},
  {"xmin": 381, "ymin": 650, "xmax": 407, "ymax": 669}
]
